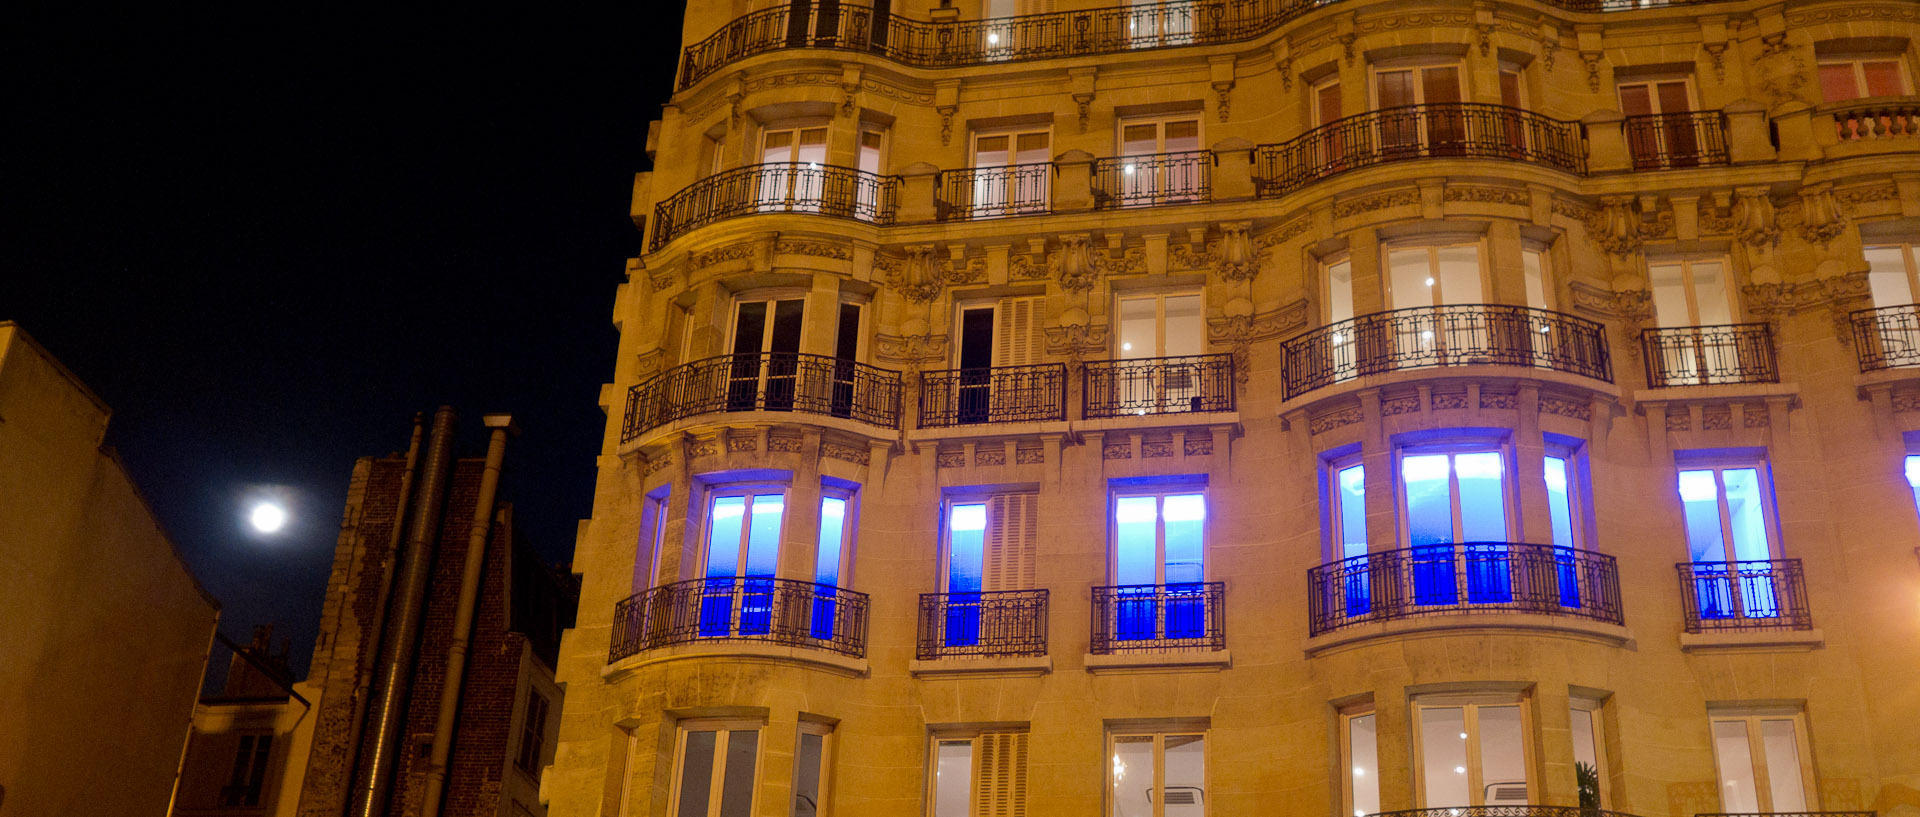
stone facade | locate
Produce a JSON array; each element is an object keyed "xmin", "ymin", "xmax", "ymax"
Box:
[{"xmin": 549, "ymin": 2, "xmax": 1920, "ymax": 817}]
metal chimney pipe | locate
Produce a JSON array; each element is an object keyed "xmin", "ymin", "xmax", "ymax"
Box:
[
  {"xmin": 419, "ymin": 413, "xmax": 515, "ymax": 817},
  {"xmin": 350, "ymin": 406, "xmax": 458, "ymax": 817}
]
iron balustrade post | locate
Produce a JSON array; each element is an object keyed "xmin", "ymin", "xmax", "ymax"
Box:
[
  {"xmin": 1676, "ymin": 559, "xmax": 1811, "ymax": 632},
  {"xmin": 1852, "ymin": 303, "xmax": 1920, "ymax": 371}
]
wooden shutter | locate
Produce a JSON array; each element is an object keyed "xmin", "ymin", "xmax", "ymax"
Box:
[
  {"xmin": 973, "ymin": 732, "xmax": 1029, "ymax": 817},
  {"xmin": 983, "ymin": 492, "xmax": 1038, "ymax": 592},
  {"xmin": 993, "ymin": 296, "xmax": 1041, "ymax": 367}
]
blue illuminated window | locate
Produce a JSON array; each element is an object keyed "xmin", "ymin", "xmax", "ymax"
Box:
[
  {"xmin": 699, "ymin": 489, "xmax": 786, "ymax": 637},
  {"xmin": 1399, "ymin": 449, "xmax": 1511, "ymax": 605},
  {"xmin": 1906, "ymin": 455, "xmax": 1920, "ymax": 514},
  {"xmin": 940, "ymin": 493, "xmax": 1037, "ymax": 647},
  {"xmin": 1111, "ymin": 490, "xmax": 1208, "ymax": 641},
  {"xmin": 1677, "ymin": 463, "xmax": 1781, "ymax": 620},
  {"xmin": 811, "ymin": 492, "xmax": 853, "ymax": 640}
]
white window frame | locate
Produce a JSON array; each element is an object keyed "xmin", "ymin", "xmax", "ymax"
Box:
[
  {"xmin": 729, "ymin": 291, "xmax": 810, "ymax": 355},
  {"xmin": 1326, "ymin": 454, "xmax": 1368, "ymax": 563},
  {"xmin": 1341, "ymin": 707, "xmax": 1381, "ymax": 817},
  {"xmin": 1410, "ymin": 693, "xmax": 1535, "ymax": 808},
  {"xmin": 1865, "ymin": 242, "xmax": 1920, "ymax": 307},
  {"xmin": 815, "ymin": 487, "xmax": 856, "ymax": 589},
  {"xmin": 967, "ymin": 126, "xmax": 1053, "ymax": 218},
  {"xmin": 1543, "ymin": 444, "xmax": 1587, "ymax": 551},
  {"xmin": 1647, "ymin": 257, "xmax": 1738, "ymax": 327},
  {"xmin": 1708, "ymin": 709, "xmax": 1817, "ymax": 813},
  {"xmin": 642, "ymin": 490, "xmax": 671, "ymax": 589},
  {"xmin": 669, "ymin": 719, "xmax": 766, "ymax": 817},
  {"xmin": 1107, "ymin": 729, "xmax": 1209, "ymax": 817},
  {"xmin": 1113, "ymin": 289, "xmax": 1205, "ymax": 359},
  {"xmin": 1383, "ymin": 240, "xmax": 1489, "ymax": 308},
  {"xmin": 1323, "ymin": 253, "xmax": 1356, "ymax": 324},
  {"xmin": 1570, "ymin": 698, "xmax": 1611, "ymax": 810},
  {"xmin": 1817, "ymin": 55, "xmax": 1911, "ymax": 102},
  {"xmin": 701, "ymin": 485, "xmax": 791, "ymax": 579},
  {"xmin": 1108, "ymin": 488, "xmax": 1210, "ymax": 586},
  {"xmin": 925, "ymin": 729, "xmax": 1031, "ymax": 817},
  {"xmin": 1616, "ymin": 76, "xmax": 1698, "ymax": 115},
  {"xmin": 1522, "ymin": 244, "xmax": 1554, "ymax": 311},
  {"xmin": 1676, "ymin": 459, "xmax": 1783, "ymax": 564},
  {"xmin": 1394, "ymin": 441, "xmax": 1517, "ymax": 547},
  {"xmin": 794, "ymin": 721, "xmax": 835, "ymax": 817}
]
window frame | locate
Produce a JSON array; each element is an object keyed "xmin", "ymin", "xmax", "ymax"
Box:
[
  {"xmin": 1409, "ymin": 692, "xmax": 1536, "ymax": 808},
  {"xmin": 1865, "ymin": 242, "xmax": 1920, "ymax": 307},
  {"xmin": 924, "ymin": 728, "xmax": 1031, "ymax": 817},
  {"xmin": 794, "ymin": 721, "xmax": 835, "ymax": 817},
  {"xmin": 1340, "ymin": 707, "xmax": 1381, "ymax": 817},
  {"xmin": 1707, "ymin": 709, "xmax": 1817, "ymax": 813},
  {"xmin": 1113, "ymin": 289, "xmax": 1205, "ymax": 359},
  {"xmin": 1817, "ymin": 56, "xmax": 1911, "ymax": 102},
  {"xmin": 729, "ymin": 290, "xmax": 811, "ymax": 356},
  {"xmin": 1115, "ymin": 113, "xmax": 1204, "ymax": 157},
  {"xmin": 1383, "ymin": 239, "xmax": 1490, "ymax": 309},
  {"xmin": 1647, "ymin": 256, "xmax": 1738, "ymax": 327},
  {"xmin": 1675, "ymin": 458, "xmax": 1784, "ymax": 565},
  {"xmin": 1616, "ymin": 76, "xmax": 1698, "ymax": 115},
  {"xmin": 759, "ymin": 122, "xmax": 831, "ymax": 166},
  {"xmin": 969, "ymin": 126, "xmax": 1054, "ymax": 169},
  {"xmin": 1326, "ymin": 453, "xmax": 1368, "ymax": 563},
  {"xmin": 668, "ymin": 718, "xmax": 767, "ymax": 817},
  {"xmin": 515, "ymin": 688, "xmax": 550, "ymax": 782},
  {"xmin": 700, "ymin": 484, "xmax": 792, "ymax": 580},
  {"xmin": 1544, "ymin": 443, "xmax": 1587, "ymax": 551},
  {"xmin": 815, "ymin": 486, "xmax": 857, "ymax": 590},
  {"xmin": 1322, "ymin": 253, "xmax": 1356, "ymax": 324},
  {"xmin": 1370, "ymin": 59, "xmax": 1465, "ymax": 108},
  {"xmin": 1522, "ymin": 244, "xmax": 1554, "ymax": 311},
  {"xmin": 1108, "ymin": 487, "xmax": 1210, "ymax": 586},
  {"xmin": 1569, "ymin": 697, "xmax": 1612, "ymax": 810},
  {"xmin": 1106, "ymin": 728, "xmax": 1210, "ymax": 817},
  {"xmin": 1393, "ymin": 441, "xmax": 1518, "ymax": 547}
]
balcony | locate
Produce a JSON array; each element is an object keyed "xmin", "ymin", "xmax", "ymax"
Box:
[
  {"xmin": 677, "ymin": 0, "xmax": 1731, "ymax": 91},
  {"xmin": 917, "ymin": 362, "xmax": 1068, "ymax": 428},
  {"xmin": 1824, "ymin": 98, "xmax": 1920, "ymax": 144},
  {"xmin": 936, "ymin": 162, "xmax": 1053, "ymax": 221},
  {"xmin": 1084, "ymin": 354, "xmax": 1236, "ymax": 418},
  {"xmin": 1255, "ymin": 104, "xmax": 1586, "ymax": 198},
  {"xmin": 1090, "ymin": 582, "xmax": 1226, "ymax": 654},
  {"xmin": 1640, "ymin": 323, "xmax": 1779, "ymax": 387},
  {"xmin": 1678, "ymin": 559, "xmax": 1812, "ymax": 632},
  {"xmin": 1699, "ymin": 812, "xmax": 1877, "ymax": 817},
  {"xmin": 1279, "ymin": 305, "xmax": 1613, "ymax": 402},
  {"xmin": 916, "ymin": 589, "xmax": 1050, "ymax": 660},
  {"xmin": 1852, "ymin": 303, "xmax": 1920, "ymax": 371},
  {"xmin": 648, "ymin": 162, "xmax": 897, "ymax": 252},
  {"xmin": 621, "ymin": 352, "xmax": 903, "ymax": 443},
  {"xmin": 1376, "ymin": 808, "xmax": 1657, "ymax": 817},
  {"xmin": 609, "ymin": 577, "xmax": 870, "ymax": 662},
  {"xmin": 1308, "ymin": 543, "xmax": 1624, "ymax": 637},
  {"xmin": 1624, "ymin": 111, "xmax": 1730, "ymax": 170},
  {"xmin": 1093, "ymin": 150, "xmax": 1213, "ymax": 210}
]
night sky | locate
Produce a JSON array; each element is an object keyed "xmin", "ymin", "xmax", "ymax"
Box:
[{"xmin": 7, "ymin": 7, "xmax": 685, "ymax": 678}]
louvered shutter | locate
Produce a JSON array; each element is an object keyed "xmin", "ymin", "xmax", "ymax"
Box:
[
  {"xmin": 972, "ymin": 732, "xmax": 1029, "ymax": 817},
  {"xmin": 992, "ymin": 296, "xmax": 1040, "ymax": 368},
  {"xmin": 983, "ymin": 493, "xmax": 1037, "ymax": 592}
]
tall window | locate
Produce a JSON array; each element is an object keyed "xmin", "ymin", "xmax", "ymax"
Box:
[
  {"xmin": 929, "ymin": 731, "xmax": 1029, "ymax": 817},
  {"xmin": 1414, "ymin": 696, "xmax": 1531, "ymax": 807},
  {"xmin": 1819, "ymin": 56, "xmax": 1909, "ymax": 101},
  {"xmin": 954, "ymin": 295, "xmax": 1042, "ymax": 423},
  {"xmin": 1325, "ymin": 257, "xmax": 1356, "ymax": 324},
  {"xmin": 1402, "ymin": 447, "xmax": 1512, "ymax": 604},
  {"xmin": 1116, "ymin": 292, "xmax": 1204, "ymax": 360},
  {"xmin": 1314, "ymin": 78, "xmax": 1351, "ymax": 166},
  {"xmin": 1545, "ymin": 453, "xmax": 1581, "ymax": 549},
  {"xmin": 1523, "ymin": 248, "xmax": 1551, "ymax": 310},
  {"xmin": 970, "ymin": 128, "xmax": 1051, "ymax": 216},
  {"xmin": 730, "ymin": 296, "xmax": 805, "ymax": 410},
  {"xmin": 1327, "ymin": 457, "xmax": 1371, "ymax": 616},
  {"xmin": 221, "ymin": 733, "xmax": 274, "ymax": 807},
  {"xmin": 794, "ymin": 723, "xmax": 834, "ymax": 817},
  {"xmin": 700, "ymin": 489, "xmax": 786, "ymax": 636},
  {"xmin": 812, "ymin": 490, "xmax": 855, "ymax": 639},
  {"xmin": 856, "ymin": 127, "xmax": 887, "ymax": 212},
  {"xmin": 515, "ymin": 690, "xmax": 550, "ymax": 781},
  {"xmin": 671, "ymin": 721, "xmax": 762, "ymax": 817},
  {"xmin": 1866, "ymin": 243, "xmax": 1920, "ymax": 307},
  {"xmin": 1114, "ymin": 115, "xmax": 1204, "ymax": 205},
  {"xmin": 1112, "ymin": 490, "xmax": 1207, "ymax": 641},
  {"xmin": 1709, "ymin": 711, "xmax": 1814, "ymax": 813},
  {"xmin": 1618, "ymin": 78, "xmax": 1702, "ymax": 168},
  {"xmin": 1571, "ymin": 700, "xmax": 1610, "ymax": 809},
  {"xmin": 1343, "ymin": 709, "xmax": 1380, "ymax": 817},
  {"xmin": 1677, "ymin": 462, "xmax": 1783, "ymax": 621},
  {"xmin": 758, "ymin": 125, "xmax": 829, "ymax": 212},
  {"xmin": 1375, "ymin": 61, "xmax": 1464, "ymax": 152},
  {"xmin": 1109, "ymin": 730, "xmax": 1207, "ymax": 817},
  {"xmin": 1388, "ymin": 243, "xmax": 1484, "ymax": 309},
  {"xmin": 1906, "ymin": 454, "xmax": 1920, "ymax": 514},
  {"xmin": 639, "ymin": 491, "xmax": 670, "ymax": 591},
  {"xmin": 1648, "ymin": 258, "xmax": 1738, "ymax": 385},
  {"xmin": 940, "ymin": 492, "xmax": 1037, "ymax": 648}
]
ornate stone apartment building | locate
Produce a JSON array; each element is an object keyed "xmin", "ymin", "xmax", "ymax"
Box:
[{"xmin": 548, "ymin": 1, "xmax": 1920, "ymax": 816}]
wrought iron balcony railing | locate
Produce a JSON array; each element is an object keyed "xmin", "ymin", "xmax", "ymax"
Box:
[
  {"xmin": 1699, "ymin": 812, "xmax": 1876, "ymax": 817},
  {"xmin": 609, "ymin": 577, "xmax": 870, "ymax": 662},
  {"xmin": 1308, "ymin": 543, "xmax": 1623, "ymax": 637},
  {"xmin": 1852, "ymin": 303, "xmax": 1920, "ymax": 371},
  {"xmin": 1093, "ymin": 150, "xmax": 1213, "ymax": 209},
  {"xmin": 1678, "ymin": 559, "xmax": 1812, "ymax": 632},
  {"xmin": 917, "ymin": 589, "xmax": 1050, "ymax": 660},
  {"xmin": 1828, "ymin": 98, "xmax": 1920, "ymax": 142},
  {"xmin": 917, "ymin": 363, "xmax": 1068, "ymax": 428},
  {"xmin": 621, "ymin": 352, "xmax": 903, "ymax": 443},
  {"xmin": 677, "ymin": 0, "xmax": 1731, "ymax": 91},
  {"xmin": 1375, "ymin": 807, "xmax": 1658, "ymax": 817},
  {"xmin": 1640, "ymin": 323, "xmax": 1779, "ymax": 387},
  {"xmin": 1624, "ymin": 110, "xmax": 1730, "ymax": 170},
  {"xmin": 649, "ymin": 162, "xmax": 897, "ymax": 252},
  {"xmin": 1255, "ymin": 103, "xmax": 1586, "ymax": 198},
  {"xmin": 1279, "ymin": 305, "xmax": 1613, "ymax": 401},
  {"xmin": 1084, "ymin": 354, "xmax": 1235, "ymax": 418},
  {"xmin": 1091, "ymin": 582, "xmax": 1226, "ymax": 654},
  {"xmin": 936, "ymin": 162, "xmax": 1053, "ymax": 221}
]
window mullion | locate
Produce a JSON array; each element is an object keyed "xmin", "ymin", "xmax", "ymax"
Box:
[
  {"xmin": 706, "ymin": 731, "xmax": 727, "ymax": 817},
  {"xmin": 1466, "ymin": 705, "xmax": 1486, "ymax": 805},
  {"xmin": 1153, "ymin": 734, "xmax": 1168, "ymax": 817},
  {"xmin": 1156, "ymin": 495, "xmax": 1169, "ymax": 586},
  {"xmin": 1449, "ymin": 454, "xmax": 1465, "ymax": 543},
  {"xmin": 1746, "ymin": 716, "xmax": 1774, "ymax": 813}
]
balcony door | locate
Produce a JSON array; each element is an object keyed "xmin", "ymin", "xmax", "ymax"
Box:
[
  {"xmin": 956, "ymin": 296, "xmax": 1041, "ymax": 423},
  {"xmin": 1112, "ymin": 492, "xmax": 1207, "ymax": 642},
  {"xmin": 700, "ymin": 491, "xmax": 786, "ymax": 637},
  {"xmin": 1649, "ymin": 259, "xmax": 1735, "ymax": 385},
  {"xmin": 1678, "ymin": 465, "xmax": 1783, "ymax": 622},
  {"xmin": 1414, "ymin": 697, "xmax": 1531, "ymax": 807},
  {"xmin": 942, "ymin": 493, "xmax": 1037, "ymax": 648},
  {"xmin": 1400, "ymin": 449, "xmax": 1512, "ymax": 606},
  {"xmin": 730, "ymin": 298, "xmax": 804, "ymax": 411},
  {"xmin": 854, "ymin": 127, "xmax": 885, "ymax": 215},
  {"xmin": 1111, "ymin": 292, "xmax": 1207, "ymax": 413},
  {"xmin": 759, "ymin": 126, "xmax": 828, "ymax": 213},
  {"xmin": 1385, "ymin": 244, "xmax": 1491, "ymax": 367},
  {"xmin": 970, "ymin": 129, "xmax": 1051, "ymax": 217},
  {"xmin": 1618, "ymin": 79, "xmax": 1698, "ymax": 168},
  {"xmin": 1377, "ymin": 63, "xmax": 1463, "ymax": 154},
  {"xmin": 1125, "ymin": 0, "xmax": 1192, "ymax": 48},
  {"xmin": 982, "ymin": 0, "xmax": 1055, "ymax": 60},
  {"xmin": 1115, "ymin": 116, "xmax": 1204, "ymax": 206}
]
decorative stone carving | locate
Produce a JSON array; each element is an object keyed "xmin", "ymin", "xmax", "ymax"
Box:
[
  {"xmin": 689, "ymin": 439, "xmax": 720, "ymax": 458},
  {"xmin": 1744, "ymin": 409, "xmax": 1771, "ymax": 428},
  {"xmin": 1476, "ymin": 24, "xmax": 1494, "ymax": 57},
  {"xmin": 1431, "ymin": 392, "xmax": 1470, "ymax": 411},
  {"xmin": 860, "ymin": 79, "xmax": 933, "ymax": 105},
  {"xmin": 1015, "ymin": 447, "xmax": 1045, "ymax": 464},
  {"xmin": 1796, "ymin": 185, "xmax": 1847, "ymax": 245},
  {"xmin": 726, "ymin": 436, "xmax": 756, "ymax": 453},
  {"xmin": 1704, "ymin": 42, "xmax": 1728, "ymax": 83},
  {"xmin": 976, "ymin": 448, "xmax": 1007, "ymax": 466},
  {"xmin": 1540, "ymin": 396, "xmax": 1593, "ymax": 421},
  {"xmin": 891, "ymin": 245, "xmax": 947, "ymax": 303},
  {"xmin": 821, "ymin": 442, "xmax": 870, "ymax": 465},
  {"xmin": 776, "ymin": 239, "xmax": 852, "ymax": 260},
  {"xmin": 1701, "ymin": 407, "xmax": 1733, "ymax": 430},
  {"xmin": 1481, "ymin": 392, "xmax": 1518, "ymax": 410},
  {"xmin": 1050, "ymin": 234, "xmax": 1102, "ymax": 293},
  {"xmin": 1444, "ymin": 186, "xmax": 1530, "ymax": 206},
  {"xmin": 875, "ymin": 333, "xmax": 949, "ymax": 372},
  {"xmin": 936, "ymin": 451, "xmax": 966, "ymax": 468},
  {"xmin": 1074, "ymin": 92, "xmax": 1094, "ymax": 132},
  {"xmin": 1010, "ymin": 253, "xmax": 1046, "ymax": 280},
  {"xmin": 1213, "ymin": 81, "xmax": 1233, "ymax": 122},
  {"xmin": 1208, "ymin": 302, "xmax": 1309, "ymax": 386},
  {"xmin": 1836, "ymin": 183, "xmax": 1899, "ymax": 211},
  {"xmin": 1732, "ymin": 187, "xmax": 1780, "ymax": 248},
  {"xmin": 643, "ymin": 455, "xmax": 673, "ymax": 476},
  {"xmin": 1043, "ymin": 321, "xmax": 1110, "ymax": 374},
  {"xmin": 1382, "ymin": 396, "xmax": 1421, "ymax": 416},
  {"xmin": 1337, "ymin": 33, "xmax": 1357, "ymax": 65},
  {"xmin": 767, "ymin": 436, "xmax": 803, "ymax": 453},
  {"xmin": 692, "ymin": 242, "xmax": 754, "ymax": 270},
  {"xmin": 1581, "ymin": 52, "xmax": 1603, "ymax": 92},
  {"xmin": 1142, "ymin": 441, "xmax": 1175, "ymax": 458},
  {"xmin": 1585, "ymin": 196, "xmax": 1646, "ymax": 255},
  {"xmin": 1103, "ymin": 443, "xmax": 1133, "ymax": 460},
  {"xmin": 1310, "ymin": 406, "xmax": 1364, "ymax": 435},
  {"xmin": 1183, "ymin": 436, "xmax": 1214, "ymax": 456},
  {"xmin": 1334, "ymin": 189, "xmax": 1419, "ymax": 219},
  {"xmin": 938, "ymin": 106, "xmax": 957, "ymax": 146},
  {"xmin": 1665, "ymin": 411, "xmax": 1690, "ymax": 432},
  {"xmin": 1214, "ymin": 222, "xmax": 1258, "ymax": 282}
]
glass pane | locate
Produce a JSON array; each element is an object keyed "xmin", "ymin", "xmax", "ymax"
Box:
[
  {"xmin": 1479, "ymin": 706, "xmax": 1527, "ymax": 803},
  {"xmin": 1338, "ymin": 465, "xmax": 1368, "ymax": 558},
  {"xmin": 934, "ymin": 741, "xmax": 973, "ymax": 817},
  {"xmin": 1571, "ymin": 709, "xmax": 1601, "ymax": 808},
  {"xmin": 1523, "ymin": 250, "xmax": 1548, "ymax": 310},
  {"xmin": 948, "ymin": 504, "xmax": 987, "ymax": 593},
  {"xmin": 745, "ymin": 495, "xmax": 783, "ymax": 577},
  {"xmin": 974, "ymin": 135, "xmax": 1009, "ymax": 165},
  {"xmin": 1819, "ymin": 63, "xmax": 1862, "ymax": 102},
  {"xmin": 1865, "ymin": 246, "xmax": 1915, "ymax": 307},
  {"xmin": 1649, "ymin": 264, "xmax": 1691, "ymax": 327},
  {"xmin": 1115, "ymin": 496, "xmax": 1160, "ymax": 586},
  {"xmin": 794, "ymin": 732, "xmax": 824, "ymax": 817},
  {"xmin": 1403, "ymin": 454, "xmax": 1454, "ymax": 545},
  {"xmin": 1691, "ymin": 262, "xmax": 1733, "ymax": 326},
  {"xmin": 1350, "ymin": 715, "xmax": 1380, "ymax": 817},
  {"xmin": 1328, "ymin": 260, "xmax": 1355, "ymax": 323},
  {"xmin": 1111, "ymin": 736, "xmax": 1154, "ymax": 817},
  {"xmin": 1318, "ymin": 82, "xmax": 1343, "ymax": 125},
  {"xmin": 1163, "ymin": 494, "xmax": 1206, "ymax": 584},
  {"xmin": 1422, "ymin": 66, "xmax": 1462, "ymax": 104},
  {"xmin": 1164, "ymin": 734, "xmax": 1206, "ymax": 810},
  {"xmin": 1712, "ymin": 720, "xmax": 1761, "ymax": 813},
  {"xmin": 1546, "ymin": 457, "xmax": 1574, "ymax": 548},
  {"xmin": 1721, "ymin": 469, "xmax": 1771, "ymax": 561},
  {"xmin": 1165, "ymin": 120, "xmax": 1201, "ymax": 152},
  {"xmin": 1455, "ymin": 452, "xmax": 1508, "ymax": 543},
  {"xmin": 1014, "ymin": 132, "xmax": 1051, "ymax": 163},
  {"xmin": 762, "ymin": 130, "xmax": 794, "ymax": 161},
  {"xmin": 1420, "ymin": 706, "xmax": 1471, "ymax": 807},
  {"xmin": 1389, "ymin": 248, "xmax": 1435, "ymax": 310},
  {"xmin": 1378, "ymin": 70, "xmax": 1415, "ymax": 108},
  {"xmin": 795, "ymin": 129, "xmax": 828, "ymax": 164},
  {"xmin": 734, "ymin": 302, "xmax": 770, "ymax": 354},
  {"xmin": 718, "ymin": 731, "xmax": 759, "ymax": 817},
  {"xmin": 1123, "ymin": 124, "xmax": 1159, "ymax": 155},
  {"xmin": 816, "ymin": 497, "xmax": 846, "ymax": 586},
  {"xmin": 706, "ymin": 497, "xmax": 747, "ymax": 577},
  {"xmin": 1164, "ymin": 294, "xmax": 1204, "ymax": 358},
  {"xmin": 676, "ymin": 731, "xmax": 717, "ymax": 817},
  {"xmin": 1761, "ymin": 719, "xmax": 1807, "ymax": 811},
  {"xmin": 1907, "ymin": 455, "xmax": 1920, "ymax": 513},
  {"xmin": 1118, "ymin": 297, "xmax": 1156, "ymax": 359},
  {"xmin": 1864, "ymin": 60, "xmax": 1905, "ymax": 97},
  {"xmin": 1436, "ymin": 246, "xmax": 1482, "ymax": 305},
  {"xmin": 1678, "ymin": 471, "xmax": 1727, "ymax": 562}
]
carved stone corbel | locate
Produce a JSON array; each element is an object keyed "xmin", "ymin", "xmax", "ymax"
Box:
[
  {"xmin": 1337, "ymin": 33, "xmax": 1357, "ymax": 65},
  {"xmin": 889, "ymin": 245, "xmax": 946, "ymax": 304},
  {"xmin": 1476, "ymin": 24, "xmax": 1494, "ymax": 57},
  {"xmin": 1585, "ymin": 195, "xmax": 1645, "ymax": 255},
  {"xmin": 938, "ymin": 106, "xmax": 957, "ymax": 146},
  {"xmin": 1732, "ymin": 187, "xmax": 1779, "ymax": 249},
  {"xmin": 1581, "ymin": 52, "xmax": 1603, "ymax": 92},
  {"xmin": 1050, "ymin": 234, "xmax": 1101, "ymax": 294},
  {"xmin": 1043, "ymin": 321, "xmax": 1109, "ymax": 375},
  {"xmin": 874, "ymin": 332, "xmax": 950, "ymax": 374},
  {"xmin": 1214, "ymin": 222, "xmax": 1257, "ymax": 283},
  {"xmin": 1212, "ymin": 82, "xmax": 1233, "ymax": 122},
  {"xmin": 1073, "ymin": 93, "xmax": 1094, "ymax": 132},
  {"xmin": 1703, "ymin": 42, "xmax": 1728, "ymax": 83},
  {"xmin": 1796, "ymin": 184, "xmax": 1847, "ymax": 245}
]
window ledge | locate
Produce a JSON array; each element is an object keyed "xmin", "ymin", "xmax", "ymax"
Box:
[
  {"xmin": 1073, "ymin": 412, "xmax": 1242, "ymax": 435},
  {"xmin": 1082, "ymin": 649, "xmax": 1231, "ymax": 673},
  {"xmin": 602, "ymin": 641, "xmax": 869, "ymax": 679},
  {"xmin": 1678, "ymin": 628, "xmax": 1824, "ymax": 653},
  {"xmin": 1857, "ymin": 367, "xmax": 1920, "ymax": 392},
  {"xmin": 909, "ymin": 654, "xmax": 1053, "ymax": 679},
  {"xmin": 907, "ymin": 419, "xmax": 1073, "ymax": 443},
  {"xmin": 1303, "ymin": 613, "xmax": 1634, "ymax": 657},
  {"xmin": 1634, "ymin": 382, "xmax": 1800, "ymax": 405}
]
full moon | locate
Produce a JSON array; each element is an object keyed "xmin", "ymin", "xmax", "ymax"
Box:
[{"xmin": 250, "ymin": 502, "xmax": 288, "ymax": 534}]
